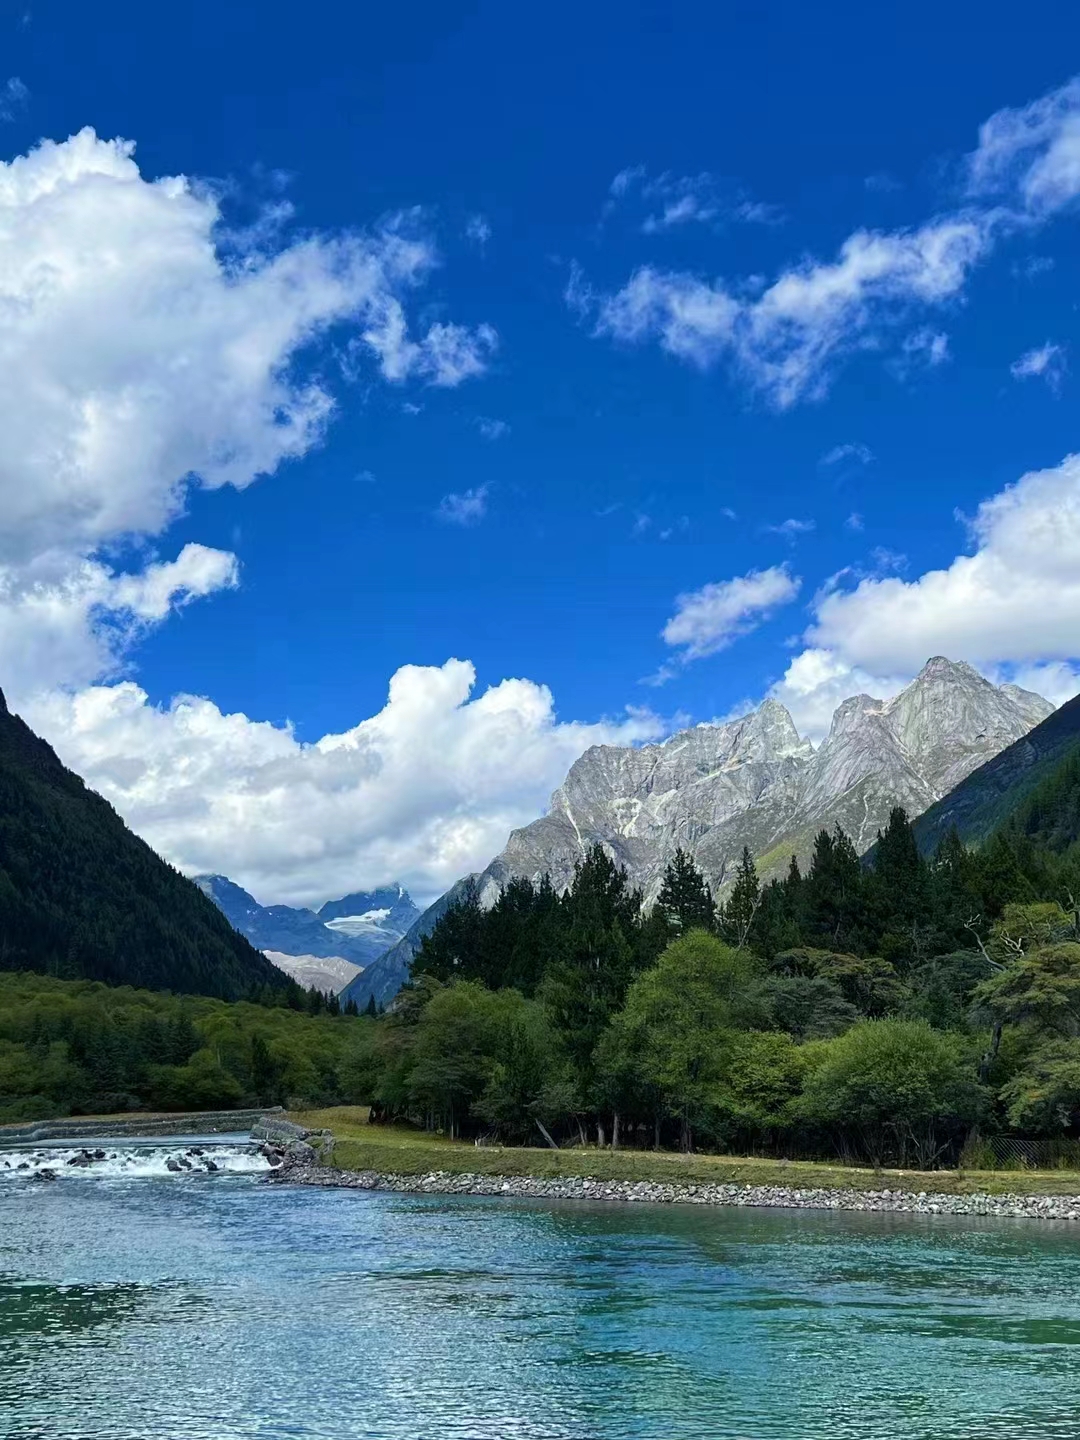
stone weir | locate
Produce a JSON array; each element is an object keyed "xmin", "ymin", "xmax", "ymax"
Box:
[{"xmin": 0, "ymin": 1106, "xmax": 287, "ymax": 1144}]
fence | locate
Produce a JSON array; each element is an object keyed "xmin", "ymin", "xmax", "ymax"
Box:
[{"xmin": 961, "ymin": 1133, "xmax": 1080, "ymax": 1171}]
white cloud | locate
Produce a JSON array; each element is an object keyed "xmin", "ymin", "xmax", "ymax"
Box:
[
  {"xmin": 1010, "ymin": 341, "xmax": 1067, "ymax": 390},
  {"xmin": 576, "ymin": 76, "xmax": 1080, "ymax": 406},
  {"xmin": 437, "ymin": 485, "xmax": 489, "ymax": 525},
  {"xmin": 967, "ymin": 76, "xmax": 1080, "ymax": 217},
  {"xmin": 465, "ymin": 213, "xmax": 491, "ymax": 249},
  {"xmin": 805, "ymin": 453, "xmax": 1080, "ymax": 674},
  {"xmin": 768, "ymin": 648, "xmax": 911, "ymax": 741},
  {"xmin": 0, "ymin": 544, "xmax": 239, "ymax": 698},
  {"xmin": 1015, "ymin": 254, "xmax": 1055, "ymax": 278},
  {"xmin": 846, "ymin": 512, "xmax": 864, "ymax": 532},
  {"xmin": 821, "ymin": 442, "xmax": 875, "ymax": 467},
  {"xmin": 768, "ymin": 452, "xmax": 1080, "ymax": 737},
  {"xmin": 0, "ymin": 126, "xmax": 494, "ymax": 701},
  {"xmin": 766, "ymin": 518, "xmax": 815, "ymax": 539},
  {"xmin": 584, "ymin": 218, "xmax": 983, "ymax": 405},
  {"xmin": 476, "ymin": 416, "xmax": 510, "ymax": 440},
  {"xmin": 0, "ymin": 77, "xmax": 27, "ymax": 122},
  {"xmin": 23, "ymin": 662, "xmax": 664, "ymax": 907},
  {"xmin": 661, "ymin": 565, "xmax": 801, "ymax": 664},
  {"xmin": 109, "ymin": 544, "xmax": 239, "ymax": 621},
  {"xmin": 899, "ymin": 327, "xmax": 950, "ymax": 369},
  {"xmin": 607, "ymin": 166, "xmax": 779, "ymax": 234},
  {"xmin": 362, "ymin": 312, "xmax": 498, "ymax": 387}
]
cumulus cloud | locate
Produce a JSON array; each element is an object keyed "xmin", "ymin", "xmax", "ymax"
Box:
[
  {"xmin": 767, "ymin": 452, "xmax": 1080, "ymax": 738},
  {"xmin": 660, "ymin": 565, "xmax": 801, "ymax": 666},
  {"xmin": 23, "ymin": 662, "xmax": 664, "ymax": 906},
  {"xmin": 0, "ymin": 126, "xmax": 494, "ymax": 700},
  {"xmin": 476, "ymin": 416, "xmax": 510, "ymax": 440},
  {"xmin": 437, "ymin": 486, "xmax": 490, "ymax": 526},
  {"xmin": 574, "ymin": 77, "xmax": 1080, "ymax": 406},
  {"xmin": 1010, "ymin": 341, "xmax": 1067, "ymax": 389},
  {"xmin": 806, "ymin": 453, "xmax": 1080, "ymax": 673}
]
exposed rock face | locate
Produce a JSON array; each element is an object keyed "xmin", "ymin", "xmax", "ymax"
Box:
[
  {"xmin": 261, "ymin": 951, "xmax": 362, "ymax": 996},
  {"xmin": 474, "ymin": 658, "xmax": 1051, "ymax": 904},
  {"xmin": 365, "ymin": 660, "xmax": 1053, "ymax": 1004},
  {"xmin": 343, "ymin": 659, "xmax": 1053, "ymax": 1010}
]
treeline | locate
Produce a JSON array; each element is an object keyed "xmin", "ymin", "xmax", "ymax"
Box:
[
  {"xmin": 0, "ymin": 972, "xmax": 373, "ymax": 1123},
  {"xmin": 355, "ymin": 797, "xmax": 1080, "ymax": 1167}
]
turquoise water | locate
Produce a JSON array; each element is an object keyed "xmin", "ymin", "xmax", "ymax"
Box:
[{"xmin": 3, "ymin": 1155, "xmax": 1080, "ymax": 1438}]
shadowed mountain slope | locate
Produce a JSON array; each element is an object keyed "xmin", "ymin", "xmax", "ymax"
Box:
[{"xmin": 0, "ymin": 690, "xmax": 288, "ymax": 1000}]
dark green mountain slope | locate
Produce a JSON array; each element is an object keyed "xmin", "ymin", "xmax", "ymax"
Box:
[
  {"xmin": 913, "ymin": 692, "xmax": 1080, "ymax": 856},
  {"xmin": 998, "ymin": 748, "xmax": 1080, "ymax": 856},
  {"xmin": 0, "ymin": 689, "xmax": 290, "ymax": 999}
]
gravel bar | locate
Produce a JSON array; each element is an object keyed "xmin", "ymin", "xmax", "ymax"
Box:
[{"xmin": 268, "ymin": 1162, "xmax": 1080, "ymax": 1220}]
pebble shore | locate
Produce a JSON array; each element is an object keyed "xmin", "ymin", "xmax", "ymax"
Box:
[{"xmin": 268, "ymin": 1160, "xmax": 1080, "ymax": 1221}]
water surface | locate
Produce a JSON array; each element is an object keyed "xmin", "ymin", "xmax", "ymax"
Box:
[{"xmin": 3, "ymin": 1148, "xmax": 1080, "ymax": 1438}]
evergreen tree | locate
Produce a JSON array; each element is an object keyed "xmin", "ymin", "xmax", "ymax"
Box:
[
  {"xmin": 412, "ymin": 882, "xmax": 485, "ymax": 984},
  {"xmin": 656, "ymin": 848, "xmax": 715, "ymax": 934},
  {"xmin": 805, "ymin": 825, "xmax": 868, "ymax": 951},
  {"xmin": 720, "ymin": 847, "xmax": 761, "ymax": 949},
  {"xmin": 364, "ymin": 994, "xmax": 378, "ymax": 1018},
  {"xmin": 540, "ymin": 846, "xmax": 645, "ymax": 1114}
]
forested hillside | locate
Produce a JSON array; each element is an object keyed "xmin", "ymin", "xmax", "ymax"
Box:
[
  {"xmin": 0, "ymin": 690, "xmax": 289, "ymax": 1000},
  {"xmin": 0, "ymin": 972, "xmax": 372, "ymax": 1123},
  {"xmin": 352, "ymin": 764, "xmax": 1080, "ymax": 1166}
]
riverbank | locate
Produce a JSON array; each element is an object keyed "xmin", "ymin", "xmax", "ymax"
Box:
[
  {"xmin": 271, "ymin": 1162, "xmax": 1080, "ymax": 1220},
  {"xmin": 280, "ymin": 1106, "xmax": 1080, "ymax": 1218}
]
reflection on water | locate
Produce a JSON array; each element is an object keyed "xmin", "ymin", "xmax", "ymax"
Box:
[{"xmin": 3, "ymin": 1161, "xmax": 1080, "ymax": 1439}]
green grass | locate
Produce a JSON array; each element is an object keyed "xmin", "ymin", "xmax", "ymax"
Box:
[{"xmin": 290, "ymin": 1107, "xmax": 1080, "ymax": 1197}]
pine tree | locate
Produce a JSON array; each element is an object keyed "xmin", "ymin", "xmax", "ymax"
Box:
[
  {"xmin": 805, "ymin": 824, "xmax": 869, "ymax": 951},
  {"xmin": 873, "ymin": 808, "xmax": 925, "ymax": 912},
  {"xmin": 364, "ymin": 994, "xmax": 378, "ymax": 1018},
  {"xmin": 656, "ymin": 847, "xmax": 715, "ymax": 933},
  {"xmin": 720, "ymin": 847, "xmax": 761, "ymax": 949}
]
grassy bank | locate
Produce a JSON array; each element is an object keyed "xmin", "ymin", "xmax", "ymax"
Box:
[{"xmin": 289, "ymin": 1107, "xmax": 1080, "ymax": 1198}]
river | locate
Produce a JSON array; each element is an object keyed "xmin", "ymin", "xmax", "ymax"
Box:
[{"xmin": 2, "ymin": 1137, "xmax": 1080, "ymax": 1438}]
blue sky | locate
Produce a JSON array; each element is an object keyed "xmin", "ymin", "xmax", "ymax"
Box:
[{"xmin": 3, "ymin": 0, "xmax": 1080, "ymax": 904}]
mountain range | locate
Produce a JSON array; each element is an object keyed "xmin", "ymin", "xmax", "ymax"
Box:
[
  {"xmin": 194, "ymin": 874, "xmax": 420, "ymax": 990},
  {"xmin": 343, "ymin": 657, "xmax": 1055, "ymax": 1010}
]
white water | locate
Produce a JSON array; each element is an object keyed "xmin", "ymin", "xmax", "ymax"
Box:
[{"xmin": 0, "ymin": 1139, "xmax": 271, "ymax": 1180}]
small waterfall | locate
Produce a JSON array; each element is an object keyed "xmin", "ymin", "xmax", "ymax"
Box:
[{"xmin": 0, "ymin": 1139, "xmax": 272, "ymax": 1181}]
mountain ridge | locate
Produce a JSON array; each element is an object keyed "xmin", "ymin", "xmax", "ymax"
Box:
[
  {"xmin": 195, "ymin": 874, "xmax": 420, "ymax": 972},
  {"xmin": 344, "ymin": 657, "xmax": 1054, "ymax": 1010}
]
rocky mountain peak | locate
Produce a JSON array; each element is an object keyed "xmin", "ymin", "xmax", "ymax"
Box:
[
  {"xmin": 377, "ymin": 658, "xmax": 1058, "ymax": 1002},
  {"xmin": 826, "ymin": 693, "xmax": 884, "ymax": 740},
  {"xmin": 731, "ymin": 698, "xmax": 812, "ymax": 762},
  {"xmin": 916, "ymin": 655, "xmax": 981, "ymax": 682},
  {"xmin": 470, "ymin": 656, "xmax": 1054, "ymax": 907}
]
